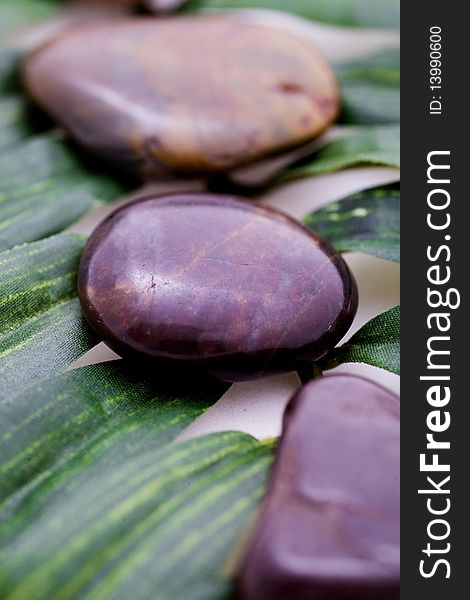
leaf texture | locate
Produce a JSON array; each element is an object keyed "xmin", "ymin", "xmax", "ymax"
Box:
[
  {"xmin": 0, "ymin": 0, "xmax": 61, "ymax": 92},
  {"xmin": 322, "ymin": 305, "xmax": 400, "ymax": 374},
  {"xmin": 304, "ymin": 183, "xmax": 400, "ymax": 262},
  {"xmin": 336, "ymin": 48, "xmax": 400, "ymax": 124},
  {"xmin": 0, "ymin": 431, "xmax": 273, "ymax": 600},
  {"xmin": 0, "ymin": 360, "xmax": 229, "ymax": 510},
  {"xmin": 187, "ymin": 0, "xmax": 400, "ymax": 28},
  {"xmin": 0, "ymin": 234, "xmax": 97, "ymax": 399},
  {"xmin": 0, "ymin": 135, "xmax": 131, "ymax": 250},
  {"xmin": 280, "ymin": 125, "xmax": 400, "ymax": 183}
]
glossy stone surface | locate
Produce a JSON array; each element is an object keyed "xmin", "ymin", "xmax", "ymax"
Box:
[
  {"xmin": 78, "ymin": 194, "xmax": 357, "ymax": 381},
  {"xmin": 23, "ymin": 16, "xmax": 339, "ymax": 178},
  {"xmin": 145, "ymin": 0, "xmax": 189, "ymax": 12},
  {"xmin": 238, "ymin": 375, "xmax": 400, "ymax": 598}
]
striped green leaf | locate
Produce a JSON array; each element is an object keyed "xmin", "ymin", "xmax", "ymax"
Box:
[
  {"xmin": 0, "ymin": 233, "xmax": 97, "ymax": 400},
  {"xmin": 336, "ymin": 48, "xmax": 400, "ymax": 124},
  {"xmin": 187, "ymin": 0, "xmax": 400, "ymax": 28},
  {"xmin": 322, "ymin": 305, "xmax": 400, "ymax": 374},
  {"xmin": 0, "ymin": 187, "xmax": 94, "ymax": 251},
  {"xmin": 0, "ymin": 360, "xmax": 229, "ymax": 513},
  {"xmin": 0, "ymin": 298, "xmax": 97, "ymax": 402},
  {"xmin": 280, "ymin": 125, "xmax": 400, "ymax": 183},
  {"xmin": 0, "ymin": 431, "xmax": 273, "ymax": 600},
  {"xmin": 0, "ymin": 135, "xmax": 131, "ymax": 250},
  {"xmin": 0, "ymin": 0, "xmax": 61, "ymax": 92},
  {"xmin": 304, "ymin": 183, "xmax": 400, "ymax": 262},
  {"xmin": 0, "ymin": 96, "xmax": 43, "ymax": 150},
  {"xmin": 0, "ymin": 233, "xmax": 84, "ymax": 335}
]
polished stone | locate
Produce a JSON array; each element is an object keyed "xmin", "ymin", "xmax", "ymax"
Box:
[
  {"xmin": 238, "ymin": 375, "xmax": 400, "ymax": 598},
  {"xmin": 23, "ymin": 15, "xmax": 340, "ymax": 178},
  {"xmin": 78, "ymin": 194, "xmax": 357, "ymax": 381}
]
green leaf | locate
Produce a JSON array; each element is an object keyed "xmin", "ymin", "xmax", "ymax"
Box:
[
  {"xmin": 0, "ymin": 135, "xmax": 131, "ymax": 250},
  {"xmin": 0, "ymin": 1, "xmax": 61, "ymax": 92},
  {"xmin": 336, "ymin": 48, "xmax": 400, "ymax": 124},
  {"xmin": 0, "ymin": 233, "xmax": 84, "ymax": 335},
  {"xmin": 0, "ymin": 299, "xmax": 97, "ymax": 403},
  {"xmin": 0, "ymin": 135, "xmax": 128, "ymax": 199},
  {"xmin": 304, "ymin": 183, "xmax": 400, "ymax": 262},
  {"xmin": 0, "ymin": 185, "xmax": 95, "ymax": 252},
  {"xmin": 187, "ymin": 0, "xmax": 400, "ymax": 28},
  {"xmin": 0, "ymin": 44, "xmax": 21, "ymax": 93},
  {"xmin": 0, "ymin": 96, "xmax": 40, "ymax": 150},
  {"xmin": 0, "ymin": 0, "xmax": 60, "ymax": 39},
  {"xmin": 0, "ymin": 360, "xmax": 229, "ymax": 510},
  {"xmin": 0, "ymin": 233, "xmax": 97, "ymax": 400},
  {"xmin": 322, "ymin": 305, "xmax": 400, "ymax": 374},
  {"xmin": 0, "ymin": 431, "xmax": 272, "ymax": 600},
  {"xmin": 280, "ymin": 125, "xmax": 400, "ymax": 183}
]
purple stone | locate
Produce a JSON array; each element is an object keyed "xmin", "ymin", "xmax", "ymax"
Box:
[
  {"xmin": 78, "ymin": 194, "xmax": 357, "ymax": 381},
  {"xmin": 238, "ymin": 375, "xmax": 400, "ymax": 598}
]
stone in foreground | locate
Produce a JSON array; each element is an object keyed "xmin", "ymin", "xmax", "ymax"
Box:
[
  {"xmin": 23, "ymin": 16, "xmax": 339, "ymax": 178},
  {"xmin": 238, "ymin": 375, "xmax": 400, "ymax": 598},
  {"xmin": 78, "ymin": 194, "xmax": 357, "ymax": 381}
]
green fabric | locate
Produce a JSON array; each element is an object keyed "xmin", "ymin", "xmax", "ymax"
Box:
[
  {"xmin": 0, "ymin": 361, "xmax": 229, "ymax": 508},
  {"xmin": 0, "ymin": 1, "xmax": 61, "ymax": 92},
  {"xmin": 323, "ymin": 305, "xmax": 400, "ymax": 374},
  {"xmin": 0, "ymin": 234, "xmax": 97, "ymax": 399},
  {"xmin": 187, "ymin": 0, "xmax": 400, "ymax": 28},
  {"xmin": 0, "ymin": 96, "xmax": 41, "ymax": 150},
  {"xmin": 280, "ymin": 125, "xmax": 400, "ymax": 184},
  {"xmin": 304, "ymin": 183, "xmax": 400, "ymax": 262},
  {"xmin": 0, "ymin": 134, "xmax": 131, "ymax": 250},
  {"xmin": 0, "ymin": 0, "xmax": 60, "ymax": 38},
  {"xmin": 0, "ymin": 431, "xmax": 272, "ymax": 600},
  {"xmin": 336, "ymin": 48, "xmax": 400, "ymax": 125}
]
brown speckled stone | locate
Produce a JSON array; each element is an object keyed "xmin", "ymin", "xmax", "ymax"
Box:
[
  {"xmin": 23, "ymin": 16, "xmax": 340, "ymax": 178},
  {"xmin": 78, "ymin": 194, "xmax": 357, "ymax": 381},
  {"xmin": 238, "ymin": 375, "xmax": 400, "ymax": 598}
]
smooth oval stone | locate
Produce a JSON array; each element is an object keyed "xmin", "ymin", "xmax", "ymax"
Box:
[
  {"xmin": 78, "ymin": 194, "xmax": 357, "ymax": 381},
  {"xmin": 23, "ymin": 16, "xmax": 339, "ymax": 178},
  {"xmin": 238, "ymin": 375, "xmax": 400, "ymax": 599}
]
